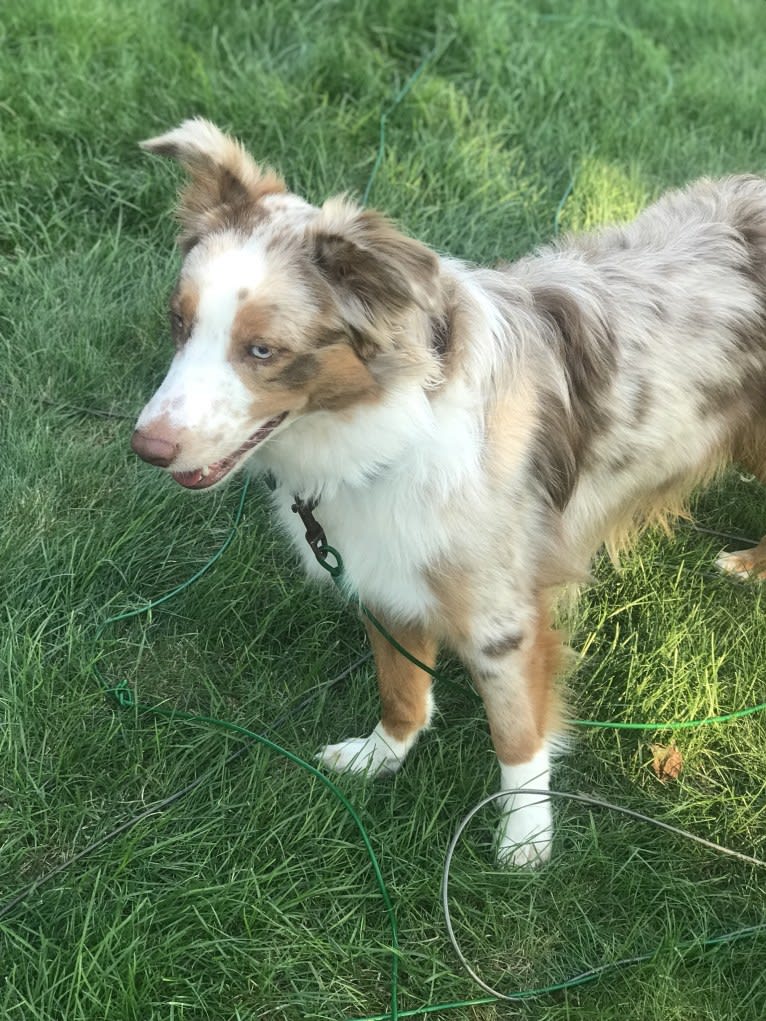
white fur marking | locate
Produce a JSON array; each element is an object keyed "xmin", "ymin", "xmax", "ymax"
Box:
[
  {"xmin": 136, "ymin": 237, "xmax": 272, "ymax": 466},
  {"xmin": 497, "ymin": 745, "xmax": 553, "ymax": 867},
  {"xmin": 317, "ymin": 722, "xmax": 418, "ymax": 777},
  {"xmin": 715, "ymin": 547, "xmax": 764, "ymax": 580},
  {"xmin": 261, "ymin": 380, "xmax": 485, "ymax": 619}
]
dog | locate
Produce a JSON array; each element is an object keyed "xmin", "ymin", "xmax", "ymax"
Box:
[{"xmin": 132, "ymin": 118, "xmax": 766, "ymax": 865}]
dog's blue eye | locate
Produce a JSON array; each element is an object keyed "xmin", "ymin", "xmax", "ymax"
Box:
[{"xmin": 250, "ymin": 344, "xmax": 272, "ymax": 360}]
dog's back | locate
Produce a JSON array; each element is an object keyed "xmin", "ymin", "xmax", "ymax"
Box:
[{"xmin": 496, "ymin": 174, "xmax": 766, "ymax": 561}]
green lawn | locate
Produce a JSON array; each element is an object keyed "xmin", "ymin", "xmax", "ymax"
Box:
[{"xmin": 2, "ymin": 1, "xmax": 766, "ymax": 1018}]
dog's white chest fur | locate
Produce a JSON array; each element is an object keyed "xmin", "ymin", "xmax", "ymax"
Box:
[
  {"xmin": 263, "ymin": 380, "xmax": 484, "ymax": 620},
  {"xmin": 275, "ymin": 477, "xmax": 441, "ymax": 617}
]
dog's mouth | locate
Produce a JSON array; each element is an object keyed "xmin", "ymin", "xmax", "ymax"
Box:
[{"xmin": 171, "ymin": 412, "xmax": 288, "ymax": 490}]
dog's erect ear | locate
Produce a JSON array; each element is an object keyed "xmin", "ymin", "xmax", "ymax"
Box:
[
  {"xmin": 309, "ymin": 197, "xmax": 440, "ymax": 356},
  {"xmin": 140, "ymin": 118, "xmax": 285, "ymax": 251}
]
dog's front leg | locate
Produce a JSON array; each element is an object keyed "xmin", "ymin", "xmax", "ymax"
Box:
[
  {"xmin": 463, "ymin": 602, "xmax": 562, "ymax": 867},
  {"xmin": 317, "ymin": 614, "xmax": 437, "ymax": 777}
]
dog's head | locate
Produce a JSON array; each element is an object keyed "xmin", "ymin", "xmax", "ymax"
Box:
[{"xmin": 132, "ymin": 119, "xmax": 441, "ymax": 490}]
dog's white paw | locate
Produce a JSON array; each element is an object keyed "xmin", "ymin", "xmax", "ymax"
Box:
[
  {"xmin": 715, "ymin": 548, "xmax": 766, "ymax": 581},
  {"xmin": 496, "ymin": 799, "xmax": 554, "ymax": 868},
  {"xmin": 497, "ymin": 748, "xmax": 553, "ymax": 867},
  {"xmin": 316, "ymin": 724, "xmax": 408, "ymax": 777}
]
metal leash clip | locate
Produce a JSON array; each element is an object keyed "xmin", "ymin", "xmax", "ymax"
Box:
[
  {"xmin": 291, "ymin": 495, "xmax": 327, "ymax": 560},
  {"xmin": 290, "ymin": 494, "xmax": 344, "ymax": 579}
]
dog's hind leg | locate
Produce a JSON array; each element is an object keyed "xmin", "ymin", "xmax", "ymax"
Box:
[
  {"xmin": 717, "ymin": 428, "xmax": 766, "ymax": 580},
  {"xmin": 462, "ymin": 599, "xmax": 563, "ymax": 867},
  {"xmin": 716, "ymin": 536, "xmax": 766, "ymax": 580},
  {"xmin": 316, "ymin": 614, "xmax": 437, "ymax": 777}
]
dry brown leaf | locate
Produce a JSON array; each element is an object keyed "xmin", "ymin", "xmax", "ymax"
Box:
[{"xmin": 650, "ymin": 743, "xmax": 683, "ymax": 782}]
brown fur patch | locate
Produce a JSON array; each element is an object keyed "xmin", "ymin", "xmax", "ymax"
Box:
[
  {"xmin": 430, "ymin": 309, "xmax": 453, "ymax": 358},
  {"xmin": 426, "ymin": 279, "xmax": 466, "ymax": 381},
  {"xmin": 364, "ymin": 613, "xmax": 438, "ymax": 742},
  {"xmin": 177, "ymin": 169, "xmax": 284, "ymax": 253},
  {"xmin": 305, "ymin": 345, "xmax": 382, "ymax": 412},
  {"xmin": 733, "ymin": 420, "xmax": 766, "ymax": 479},
  {"xmin": 310, "ymin": 199, "xmax": 440, "ymax": 357},
  {"xmin": 314, "ymin": 207, "xmax": 437, "ymax": 313},
  {"xmin": 227, "ymin": 293, "xmax": 382, "ymax": 416},
  {"xmin": 228, "ymin": 299, "xmax": 318, "ymax": 419},
  {"xmin": 313, "ymin": 327, "xmax": 347, "ymax": 348},
  {"xmin": 524, "ymin": 600, "xmax": 565, "ymax": 750},
  {"xmin": 230, "ymin": 300, "xmax": 276, "ymax": 351},
  {"xmin": 275, "ymin": 353, "xmax": 319, "ymax": 389},
  {"xmin": 482, "ymin": 631, "xmax": 523, "ymax": 657},
  {"xmin": 530, "ymin": 283, "xmax": 617, "ymax": 510},
  {"xmin": 170, "ymin": 280, "xmax": 199, "ymax": 346}
]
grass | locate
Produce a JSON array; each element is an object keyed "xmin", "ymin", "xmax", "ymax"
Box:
[{"xmin": 1, "ymin": 0, "xmax": 766, "ymax": 1017}]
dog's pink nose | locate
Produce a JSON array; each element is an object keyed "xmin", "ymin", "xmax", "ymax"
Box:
[{"xmin": 131, "ymin": 428, "xmax": 179, "ymax": 468}]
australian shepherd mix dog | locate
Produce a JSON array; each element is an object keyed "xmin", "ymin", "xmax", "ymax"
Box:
[{"xmin": 132, "ymin": 119, "xmax": 766, "ymax": 865}]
